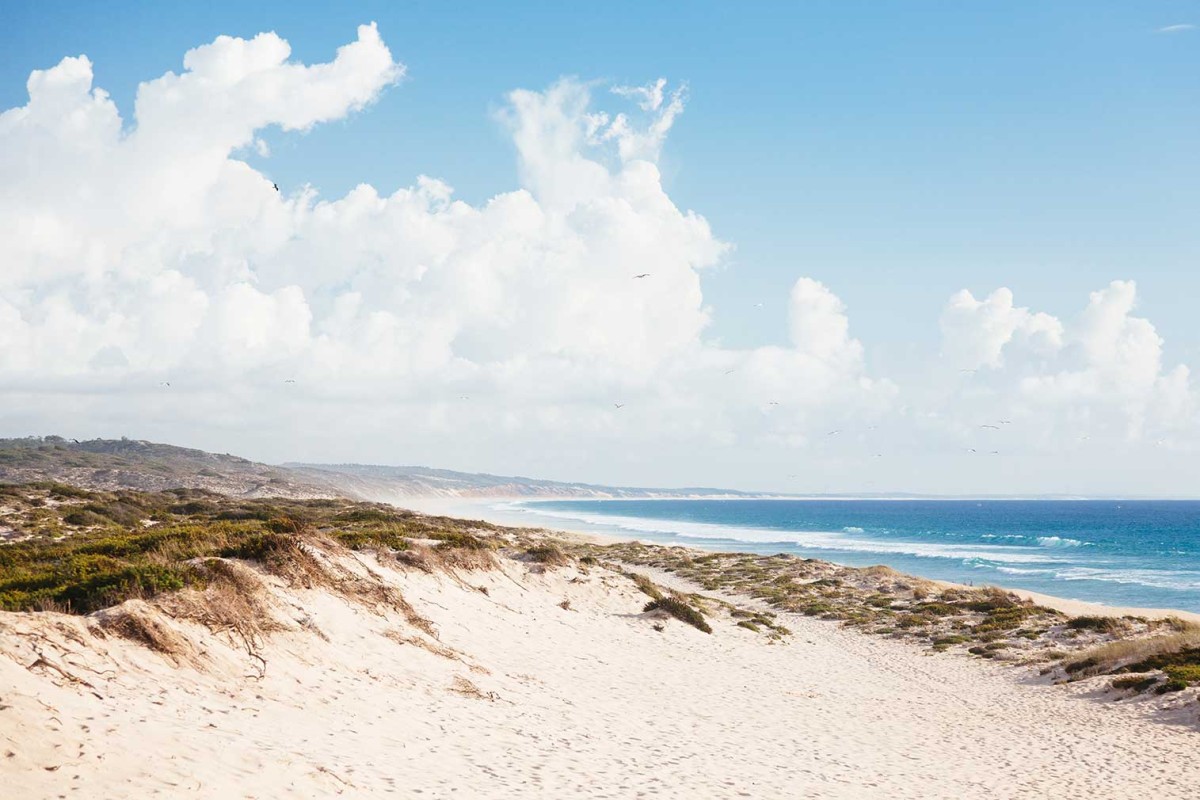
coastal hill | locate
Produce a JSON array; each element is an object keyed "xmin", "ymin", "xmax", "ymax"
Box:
[
  {"xmin": 0, "ymin": 436, "xmax": 763, "ymax": 501},
  {"xmin": 285, "ymin": 461, "xmax": 763, "ymax": 500},
  {"xmin": 0, "ymin": 436, "xmax": 331, "ymax": 499}
]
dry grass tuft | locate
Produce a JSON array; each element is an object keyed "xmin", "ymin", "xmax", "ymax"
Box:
[
  {"xmin": 626, "ymin": 571, "xmax": 664, "ymax": 600},
  {"xmin": 96, "ymin": 602, "xmax": 199, "ymax": 666},
  {"xmin": 524, "ymin": 544, "xmax": 570, "ymax": 567},
  {"xmin": 449, "ymin": 675, "xmax": 496, "ymax": 701},
  {"xmin": 385, "ymin": 630, "xmax": 460, "ymax": 661}
]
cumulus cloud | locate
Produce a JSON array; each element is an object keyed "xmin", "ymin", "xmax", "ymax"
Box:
[
  {"xmin": 939, "ymin": 281, "xmax": 1197, "ymax": 442},
  {"xmin": 940, "ymin": 287, "xmax": 1062, "ymax": 370},
  {"xmin": 0, "ymin": 24, "xmax": 887, "ymax": 471},
  {"xmin": 5, "ymin": 22, "xmax": 1189, "ymax": 491}
]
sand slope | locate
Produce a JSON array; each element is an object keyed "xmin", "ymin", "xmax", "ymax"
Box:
[{"xmin": 2, "ymin": 552, "xmax": 1199, "ymax": 799}]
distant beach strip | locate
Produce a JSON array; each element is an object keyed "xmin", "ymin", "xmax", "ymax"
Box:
[{"xmin": 490, "ymin": 498, "xmax": 1200, "ymax": 613}]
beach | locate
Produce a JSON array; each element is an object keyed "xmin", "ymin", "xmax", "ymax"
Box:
[
  {"xmin": 401, "ymin": 495, "xmax": 1200, "ymax": 624},
  {"xmin": 3, "ymin": 496, "xmax": 1200, "ymax": 798}
]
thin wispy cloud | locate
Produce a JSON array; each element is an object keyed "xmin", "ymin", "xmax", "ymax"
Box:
[{"xmin": 1157, "ymin": 23, "xmax": 1195, "ymax": 33}]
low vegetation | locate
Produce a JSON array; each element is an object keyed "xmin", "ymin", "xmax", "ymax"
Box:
[
  {"xmin": 643, "ymin": 596, "xmax": 712, "ymax": 634},
  {"xmin": 0, "ymin": 484, "xmax": 502, "ymax": 613},
  {"xmin": 4, "ymin": 477, "xmax": 1194, "ymax": 697},
  {"xmin": 576, "ymin": 540, "xmax": 1192, "ymax": 686}
]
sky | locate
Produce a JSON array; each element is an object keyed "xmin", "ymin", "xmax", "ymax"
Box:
[{"xmin": 1, "ymin": 1, "xmax": 1199, "ymax": 495}]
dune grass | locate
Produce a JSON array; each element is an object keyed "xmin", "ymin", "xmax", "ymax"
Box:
[
  {"xmin": 644, "ymin": 596, "xmax": 712, "ymax": 634},
  {"xmin": 0, "ymin": 484, "xmax": 497, "ymax": 613}
]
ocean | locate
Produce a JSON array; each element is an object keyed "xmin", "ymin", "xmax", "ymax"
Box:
[{"xmin": 500, "ymin": 498, "xmax": 1200, "ymax": 613}]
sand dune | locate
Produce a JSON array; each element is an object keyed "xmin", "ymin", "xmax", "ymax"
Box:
[{"xmin": 3, "ymin": 547, "xmax": 1199, "ymax": 799}]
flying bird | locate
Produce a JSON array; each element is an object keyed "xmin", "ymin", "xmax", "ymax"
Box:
[
  {"xmin": 724, "ymin": 369, "xmax": 737, "ymax": 375},
  {"xmin": 158, "ymin": 381, "xmax": 171, "ymax": 388},
  {"xmin": 614, "ymin": 403, "xmax": 625, "ymax": 409},
  {"xmin": 459, "ymin": 395, "xmax": 470, "ymax": 400},
  {"xmin": 284, "ymin": 379, "xmax": 296, "ymax": 384},
  {"xmin": 633, "ymin": 273, "xmax": 650, "ymax": 279},
  {"xmin": 767, "ymin": 401, "xmax": 780, "ymax": 406},
  {"xmin": 273, "ymin": 183, "xmax": 279, "ymax": 192},
  {"xmin": 826, "ymin": 430, "xmax": 840, "ymax": 436},
  {"xmin": 999, "ymin": 420, "xmax": 1012, "ymax": 425},
  {"xmin": 980, "ymin": 424, "xmax": 1000, "ymax": 430},
  {"xmin": 967, "ymin": 448, "xmax": 977, "ymax": 453}
]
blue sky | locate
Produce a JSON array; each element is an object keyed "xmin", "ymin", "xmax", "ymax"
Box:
[
  {"xmin": 7, "ymin": 1, "xmax": 1197, "ymax": 360},
  {"xmin": 2, "ymin": 2, "xmax": 1199, "ymax": 492}
]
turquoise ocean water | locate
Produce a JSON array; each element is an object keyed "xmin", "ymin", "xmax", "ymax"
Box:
[{"xmin": 502, "ymin": 499, "xmax": 1200, "ymax": 612}]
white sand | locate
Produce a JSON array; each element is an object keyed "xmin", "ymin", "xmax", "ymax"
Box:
[{"xmin": 3, "ymin": 547, "xmax": 1200, "ymax": 799}]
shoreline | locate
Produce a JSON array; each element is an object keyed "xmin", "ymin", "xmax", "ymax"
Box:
[
  {"xmin": 6, "ymin": 484, "xmax": 1200, "ymax": 797},
  {"xmin": 401, "ymin": 494, "xmax": 1200, "ymax": 625}
]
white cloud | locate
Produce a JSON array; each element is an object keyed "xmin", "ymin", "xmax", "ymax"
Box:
[
  {"xmin": 4, "ymin": 23, "xmax": 1192, "ymax": 492},
  {"xmin": 1157, "ymin": 24, "xmax": 1195, "ymax": 33},
  {"xmin": 940, "ymin": 287, "xmax": 1062, "ymax": 370},
  {"xmin": 939, "ymin": 281, "xmax": 1197, "ymax": 443},
  {"xmin": 0, "ymin": 24, "xmax": 887, "ymax": 473}
]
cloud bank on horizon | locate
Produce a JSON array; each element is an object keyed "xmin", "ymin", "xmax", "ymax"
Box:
[{"xmin": 0, "ymin": 24, "xmax": 1194, "ymax": 492}]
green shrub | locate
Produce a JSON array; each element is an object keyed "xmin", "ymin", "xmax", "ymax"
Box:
[
  {"xmin": 333, "ymin": 529, "xmax": 411, "ymax": 552},
  {"xmin": 1163, "ymin": 664, "xmax": 1200, "ymax": 688},
  {"xmin": 524, "ymin": 544, "xmax": 569, "ymax": 566},
  {"xmin": 629, "ymin": 572, "xmax": 663, "ymax": 600},
  {"xmin": 644, "ymin": 597, "xmax": 712, "ymax": 634},
  {"xmin": 1066, "ymin": 616, "xmax": 1127, "ymax": 634},
  {"xmin": 1111, "ymin": 674, "xmax": 1159, "ymax": 693},
  {"xmin": 432, "ymin": 532, "xmax": 491, "ymax": 551}
]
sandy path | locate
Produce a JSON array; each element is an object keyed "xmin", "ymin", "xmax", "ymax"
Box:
[{"xmin": 2, "ymin": 554, "xmax": 1199, "ymax": 798}]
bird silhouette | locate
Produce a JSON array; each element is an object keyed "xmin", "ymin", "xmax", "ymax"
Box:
[
  {"xmin": 767, "ymin": 401, "xmax": 780, "ymax": 406},
  {"xmin": 826, "ymin": 430, "xmax": 840, "ymax": 436},
  {"xmin": 968, "ymin": 448, "xmax": 977, "ymax": 453},
  {"xmin": 999, "ymin": 419, "xmax": 1012, "ymax": 425},
  {"xmin": 724, "ymin": 369, "xmax": 736, "ymax": 375},
  {"xmin": 633, "ymin": 273, "xmax": 650, "ymax": 279},
  {"xmin": 614, "ymin": 403, "xmax": 625, "ymax": 409},
  {"xmin": 980, "ymin": 424, "xmax": 1000, "ymax": 430},
  {"xmin": 158, "ymin": 381, "xmax": 171, "ymax": 388},
  {"xmin": 284, "ymin": 379, "xmax": 296, "ymax": 384}
]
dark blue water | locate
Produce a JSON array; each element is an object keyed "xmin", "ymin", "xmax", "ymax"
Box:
[{"xmin": 508, "ymin": 499, "xmax": 1200, "ymax": 612}]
